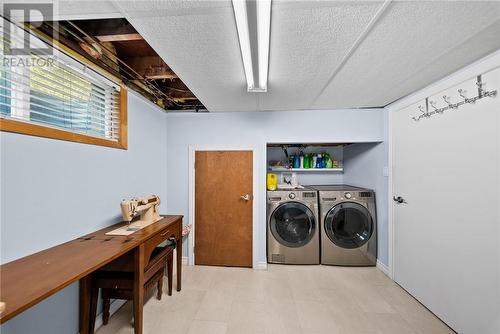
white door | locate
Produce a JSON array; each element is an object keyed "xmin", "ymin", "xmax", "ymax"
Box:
[{"xmin": 392, "ymin": 66, "xmax": 499, "ymax": 333}]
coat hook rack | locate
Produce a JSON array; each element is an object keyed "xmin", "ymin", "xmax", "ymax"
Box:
[{"xmin": 412, "ymin": 74, "xmax": 497, "ymax": 122}]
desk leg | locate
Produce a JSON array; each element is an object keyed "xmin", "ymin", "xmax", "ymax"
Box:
[
  {"xmin": 177, "ymin": 236, "xmax": 182, "ymax": 291},
  {"xmin": 134, "ymin": 244, "xmax": 145, "ymax": 334},
  {"xmin": 79, "ymin": 275, "xmax": 91, "ymax": 334}
]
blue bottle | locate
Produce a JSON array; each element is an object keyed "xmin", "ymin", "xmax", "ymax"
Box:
[
  {"xmin": 316, "ymin": 154, "xmax": 322, "ymax": 168},
  {"xmin": 293, "ymin": 155, "xmax": 300, "ymax": 169}
]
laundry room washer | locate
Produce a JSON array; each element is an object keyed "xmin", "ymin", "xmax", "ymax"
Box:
[
  {"xmin": 267, "ymin": 188, "xmax": 320, "ymax": 264},
  {"xmin": 311, "ymin": 185, "xmax": 377, "ymax": 266}
]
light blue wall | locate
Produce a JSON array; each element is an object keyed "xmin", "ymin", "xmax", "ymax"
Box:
[
  {"xmin": 343, "ymin": 109, "xmax": 389, "ymax": 265},
  {"xmin": 165, "ymin": 109, "xmax": 388, "ymax": 265},
  {"xmin": 0, "ymin": 92, "xmax": 168, "ymax": 334},
  {"xmin": 0, "ymin": 105, "xmax": 389, "ymax": 333},
  {"xmin": 344, "ymin": 143, "xmax": 389, "ymax": 265}
]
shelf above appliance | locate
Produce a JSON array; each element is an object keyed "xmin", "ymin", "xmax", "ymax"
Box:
[{"xmin": 269, "ymin": 167, "xmax": 344, "ymax": 173}]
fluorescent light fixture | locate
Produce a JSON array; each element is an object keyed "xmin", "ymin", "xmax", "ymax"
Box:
[{"xmin": 232, "ymin": 0, "xmax": 271, "ymax": 92}]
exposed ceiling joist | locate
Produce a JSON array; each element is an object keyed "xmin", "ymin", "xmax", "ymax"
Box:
[
  {"xmin": 96, "ymin": 33, "xmax": 143, "ymax": 42},
  {"xmin": 34, "ymin": 17, "xmax": 204, "ymax": 111}
]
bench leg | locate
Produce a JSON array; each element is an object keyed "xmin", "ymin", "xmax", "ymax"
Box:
[
  {"xmin": 176, "ymin": 237, "xmax": 182, "ymax": 291},
  {"xmin": 167, "ymin": 257, "xmax": 173, "ymax": 296},
  {"xmin": 102, "ymin": 293, "xmax": 110, "ymax": 325},
  {"xmin": 157, "ymin": 270, "xmax": 164, "ymax": 300}
]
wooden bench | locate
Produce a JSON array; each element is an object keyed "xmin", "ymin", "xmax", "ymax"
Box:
[{"xmin": 89, "ymin": 241, "xmax": 175, "ymax": 330}]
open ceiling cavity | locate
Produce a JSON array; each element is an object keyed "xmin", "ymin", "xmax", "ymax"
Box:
[{"xmin": 32, "ymin": 18, "xmax": 205, "ymax": 112}]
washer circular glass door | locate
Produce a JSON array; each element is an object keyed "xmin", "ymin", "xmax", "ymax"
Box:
[
  {"xmin": 270, "ymin": 202, "xmax": 316, "ymax": 248},
  {"xmin": 324, "ymin": 202, "xmax": 373, "ymax": 249}
]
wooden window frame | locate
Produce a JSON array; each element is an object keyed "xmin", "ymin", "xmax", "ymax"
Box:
[{"xmin": 0, "ymin": 87, "xmax": 128, "ymax": 149}]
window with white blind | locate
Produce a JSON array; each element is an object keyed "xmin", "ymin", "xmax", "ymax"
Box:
[{"xmin": 0, "ymin": 18, "xmax": 127, "ymax": 149}]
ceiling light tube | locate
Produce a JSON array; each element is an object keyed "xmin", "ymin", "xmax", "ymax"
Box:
[{"xmin": 232, "ymin": 0, "xmax": 271, "ymax": 93}]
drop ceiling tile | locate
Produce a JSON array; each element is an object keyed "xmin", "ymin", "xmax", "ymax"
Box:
[
  {"xmin": 369, "ymin": 19, "xmax": 500, "ymax": 106},
  {"xmin": 312, "ymin": 1, "xmax": 500, "ymax": 109},
  {"xmin": 55, "ymin": 1, "xmax": 121, "ymax": 20},
  {"xmin": 115, "ymin": 0, "xmax": 231, "ymax": 18},
  {"xmin": 260, "ymin": 1, "xmax": 383, "ymax": 111}
]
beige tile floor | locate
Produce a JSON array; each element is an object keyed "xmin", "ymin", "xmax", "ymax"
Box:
[{"xmin": 96, "ymin": 264, "xmax": 454, "ymax": 334}]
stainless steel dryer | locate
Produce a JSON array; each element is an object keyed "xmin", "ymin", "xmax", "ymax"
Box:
[
  {"xmin": 311, "ymin": 185, "xmax": 377, "ymax": 266},
  {"xmin": 267, "ymin": 188, "xmax": 320, "ymax": 264}
]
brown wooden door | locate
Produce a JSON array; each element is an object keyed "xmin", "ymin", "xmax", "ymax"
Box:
[{"xmin": 195, "ymin": 150, "xmax": 253, "ymax": 267}]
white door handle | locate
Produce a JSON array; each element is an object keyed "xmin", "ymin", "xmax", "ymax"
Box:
[{"xmin": 240, "ymin": 194, "xmax": 250, "ymax": 201}]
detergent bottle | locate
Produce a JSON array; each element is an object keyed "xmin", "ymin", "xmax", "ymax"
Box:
[
  {"xmin": 303, "ymin": 154, "xmax": 311, "ymax": 169},
  {"xmin": 325, "ymin": 153, "xmax": 333, "ymax": 168},
  {"xmin": 267, "ymin": 173, "xmax": 278, "ymax": 191}
]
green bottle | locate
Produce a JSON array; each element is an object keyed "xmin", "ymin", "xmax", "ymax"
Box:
[
  {"xmin": 325, "ymin": 153, "xmax": 333, "ymax": 168},
  {"xmin": 303, "ymin": 154, "xmax": 310, "ymax": 169}
]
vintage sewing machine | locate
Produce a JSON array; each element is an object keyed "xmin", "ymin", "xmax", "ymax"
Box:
[{"xmin": 106, "ymin": 195, "xmax": 162, "ymax": 236}]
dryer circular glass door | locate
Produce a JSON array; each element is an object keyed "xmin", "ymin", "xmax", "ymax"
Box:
[
  {"xmin": 324, "ymin": 202, "xmax": 373, "ymax": 249},
  {"xmin": 270, "ymin": 202, "xmax": 316, "ymax": 248}
]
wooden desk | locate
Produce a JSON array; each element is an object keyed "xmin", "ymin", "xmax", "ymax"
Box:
[{"xmin": 0, "ymin": 215, "xmax": 183, "ymax": 334}]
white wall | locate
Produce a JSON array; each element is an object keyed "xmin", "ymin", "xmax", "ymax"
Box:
[
  {"xmin": 387, "ymin": 50, "xmax": 500, "ymax": 333},
  {"xmin": 165, "ymin": 109, "xmax": 388, "ymax": 266},
  {"xmin": 0, "ymin": 92, "xmax": 168, "ymax": 334}
]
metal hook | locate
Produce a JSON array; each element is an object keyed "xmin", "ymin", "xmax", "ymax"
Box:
[
  {"xmin": 418, "ymin": 105, "xmax": 430, "ymax": 117},
  {"xmin": 429, "ymin": 100, "xmax": 438, "ymax": 110},
  {"xmin": 458, "ymin": 89, "xmax": 467, "ymax": 99},
  {"xmin": 429, "ymin": 100, "xmax": 443, "ymax": 114},
  {"xmin": 458, "ymin": 88, "xmax": 474, "ymax": 104},
  {"xmin": 442, "ymin": 95, "xmax": 456, "ymax": 109}
]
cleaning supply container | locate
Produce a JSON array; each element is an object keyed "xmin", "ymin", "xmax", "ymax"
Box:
[{"xmin": 267, "ymin": 173, "xmax": 278, "ymax": 191}]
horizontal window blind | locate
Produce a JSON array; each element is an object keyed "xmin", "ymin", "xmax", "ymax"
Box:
[{"xmin": 0, "ymin": 20, "xmax": 122, "ymax": 141}]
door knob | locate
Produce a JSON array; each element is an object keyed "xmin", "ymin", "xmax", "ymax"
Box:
[
  {"xmin": 240, "ymin": 194, "xmax": 250, "ymax": 201},
  {"xmin": 393, "ymin": 196, "xmax": 407, "ymax": 204}
]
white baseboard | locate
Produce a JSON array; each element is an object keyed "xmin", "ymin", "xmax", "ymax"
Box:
[
  {"xmin": 376, "ymin": 260, "xmax": 390, "ymax": 277},
  {"xmin": 182, "ymin": 256, "xmax": 188, "ymax": 265},
  {"xmin": 255, "ymin": 261, "xmax": 268, "ymax": 270},
  {"xmin": 94, "ymin": 299, "xmax": 127, "ymax": 331}
]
